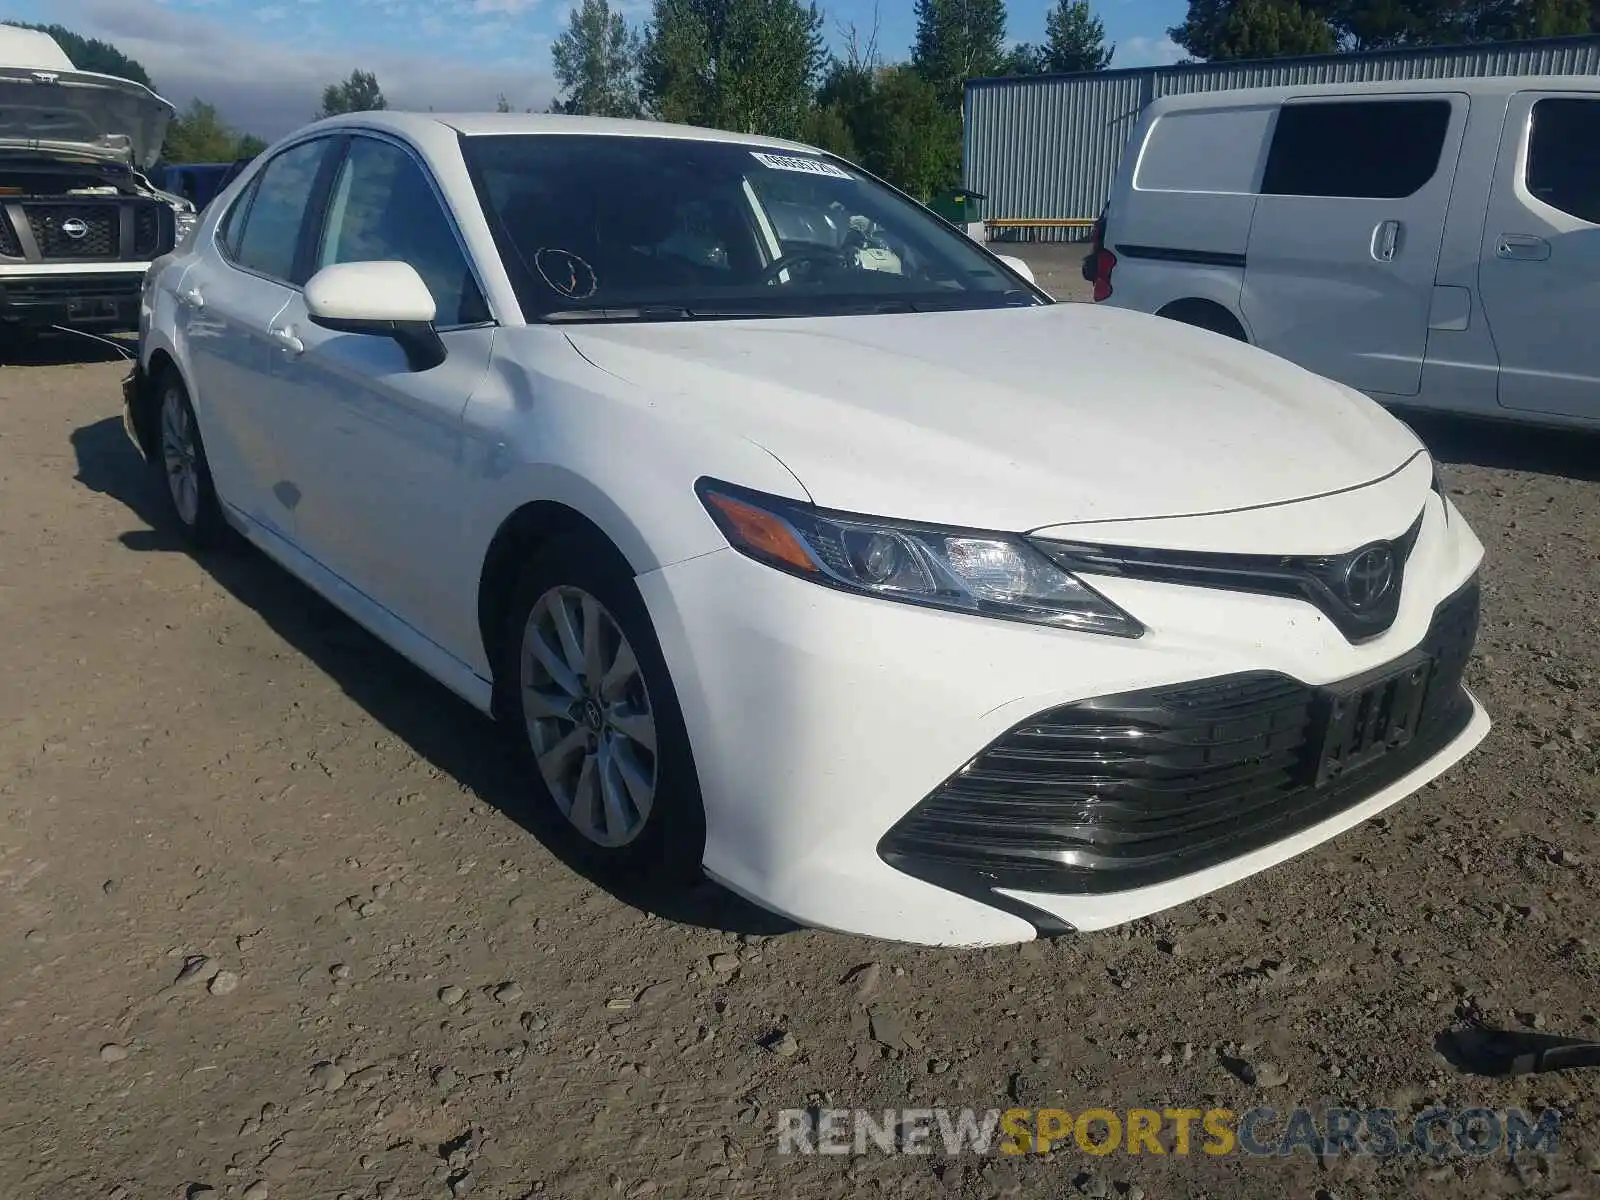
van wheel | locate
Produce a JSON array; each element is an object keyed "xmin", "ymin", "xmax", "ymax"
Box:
[{"xmin": 1158, "ymin": 299, "xmax": 1247, "ymax": 342}]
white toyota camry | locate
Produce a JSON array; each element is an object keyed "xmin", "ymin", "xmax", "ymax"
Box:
[{"xmin": 126, "ymin": 112, "xmax": 1491, "ymax": 946}]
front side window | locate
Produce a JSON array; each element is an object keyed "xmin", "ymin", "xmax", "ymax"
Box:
[
  {"xmin": 1525, "ymin": 97, "xmax": 1600, "ymax": 224},
  {"xmin": 1261, "ymin": 99, "xmax": 1453, "ymax": 200},
  {"xmin": 316, "ymin": 137, "xmax": 488, "ymax": 326},
  {"xmin": 462, "ymin": 134, "xmax": 1043, "ymax": 322},
  {"xmin": 231, "ymin": 139, "xmax": 333, "ymax": 282}
]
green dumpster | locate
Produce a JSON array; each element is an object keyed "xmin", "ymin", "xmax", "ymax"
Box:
[{"xmin": 928, "ymin": 188, "xmax": 987, "ymax": 225}]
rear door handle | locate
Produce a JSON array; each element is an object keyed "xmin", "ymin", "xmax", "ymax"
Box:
[
  {"xmin": 1495, "ymin": 233, "xmax": 1551, "ymax": 261},
  {"xmin": 178, "ymin": 286, "xmax": 204, "ymax": 310},
  {"xmin": 1372, "ymin": 219, "xmax": 1401, "ymax": 262},
  {"xmin": 269, "ymin": 324, "xmax": 304, "ymax": 355}
]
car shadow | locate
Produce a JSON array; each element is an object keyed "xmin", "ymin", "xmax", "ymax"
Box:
[
  {"xmin": 69, "ymin": 414, "xmax": 797, "ymax": 940},
  {"xmin": 0, "ymin": 327, "xmax": 136, "ymax": 367},
  {"xmin": 1400, "ymin": 409, "xmax": 1600, "ymax": 483}
]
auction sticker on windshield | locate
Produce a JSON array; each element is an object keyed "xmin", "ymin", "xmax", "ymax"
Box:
[{"xmin": 750, "ymin": 151, "xmax": 852, "ymax": 180}]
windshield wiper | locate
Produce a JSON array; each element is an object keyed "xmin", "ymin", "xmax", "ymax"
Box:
[{"xmin": 541, "ymin": 306, "xmax": 697, "ymax": 323}]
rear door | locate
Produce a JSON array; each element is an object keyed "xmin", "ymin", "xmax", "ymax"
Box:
[
  {"xmin": 1477, "ymin": 91, "xmax": 1600, "ymax": 421},
  {"xmin": 177, "ymin": 136, "xmax": 338, "ymax": 539},
  {"xmin": 1241, "ymin": 94, "xmax": 1468, "ymax": 397}
]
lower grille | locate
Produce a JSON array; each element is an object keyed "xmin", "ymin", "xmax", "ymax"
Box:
[
  {"xmin": 879, "ymin": 576, "xmax": 1481, "ymax": 899},
  {"xmin": 0, "ymin": 212, "xmax": 18, "ymax": 258}
]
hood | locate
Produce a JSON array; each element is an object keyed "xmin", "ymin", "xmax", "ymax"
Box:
[
  {"xmin": 0, "ymin": 63, "xmax": 175, "ymax": 169},
  {"xmin": 563, "ymin": 303, "xmax": 1423, "ymax": 532}
]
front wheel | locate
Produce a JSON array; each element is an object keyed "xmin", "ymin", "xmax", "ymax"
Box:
[
  {"xmin": 500, "ymin": 541, "xmax": 705, "ymax": 875},
  {"xmin": 156, "ymin": 373, "xmax": 227, "ymax": 547}
]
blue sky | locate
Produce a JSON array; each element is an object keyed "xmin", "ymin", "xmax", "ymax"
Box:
[{"xmin": 6, "ymin": 0, "xmax": 1185, "ymax": 137}]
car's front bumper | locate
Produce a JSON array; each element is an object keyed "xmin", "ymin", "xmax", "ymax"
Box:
[
  {"xmin": 638, "ymin": 489, "xmax": 1489, "ymax": 946},
  {"xmin": 122, "ymin": 359, "xmax": 152, "ymax": 462}
]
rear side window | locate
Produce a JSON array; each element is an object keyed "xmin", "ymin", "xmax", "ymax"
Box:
[
  {"xmin": 216, "ymin": 181, "xmax": 255, "ymax": 260},
  {"xmin": 1525, "ymin": 97, "xmax": 1600, "ymax": 223},
  {"xmin": 1136, "ymin": 105, "xmax": 1277, "ymax": 194},
  {"xmin": 232, "ymin": 139, "xmax": 334, "ymax": 283},
  {"xmin": 1261, "ymin": 99, "xmax": 1452, "ymax": 199}
]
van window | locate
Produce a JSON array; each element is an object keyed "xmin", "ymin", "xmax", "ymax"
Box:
[
  {"xmin": 1261, "ymin": 99, "xmax": 1452, "ymax": 199},
  {"xmin": 1135, "ymin": 106, "xmax": 1277, "ymax": 194},
  {"xmin": 1526, "ymin": 98, "xmax": 1600, "ymax": 224}
]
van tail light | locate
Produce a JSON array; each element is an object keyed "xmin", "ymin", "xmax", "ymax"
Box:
[
  {"xmin": 1092, "ymin": 248, "xmax": 1116, "ymax": 302},
  {"xmin": 1082, "ymin": 212, "xmax": 1115, "ymax": 301}
]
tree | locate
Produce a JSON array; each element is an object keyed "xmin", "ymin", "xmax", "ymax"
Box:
[
  {"xmin": 551, "ymin": 0, "xmax": 643, "ymax": 116},
  {"xmin": 1170, "ymin": 0, "xmax": 1336, "ymax": 59},
  {"xmin": 3, "ymin": 22, "xmax": 154, "ymax": 88},
  {"xmin": 640, "ymin": 0, "xmax": 826, "ymax": 139},
  {"xmin": 911, "ymin": 0, "xmax": 1008, "ymax": 109},
  {"xmin": 162, "ymin": 99, "xmax": 264, "ymax": 163},
  {"xmin": 853, "ymin": 66, "xmax": 962, "ymax": 200},
  {"xmin": 1043, "ymin": 0, "xmax": 1114, "ymax": 70},
  {"xmin": 317, "ymin": 70, "xmax": 386, "ymax": 118}
]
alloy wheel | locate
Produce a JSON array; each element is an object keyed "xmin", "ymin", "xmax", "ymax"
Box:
[
  {"xmin": 160, "ymin": 386, "xmax": 201, "ymax": 527},
  {"xmin": 519, "ymin": 585, "xmax": 658, "ymax": 848}
]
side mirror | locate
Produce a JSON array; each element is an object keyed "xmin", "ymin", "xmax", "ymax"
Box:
[
  {"xmin": 994, "ymin": 253, "xmax": 1036, "ymax": 285},
  {"xmin": 304, "ymin": 260, "xmax": 447, "ymax": 372}
]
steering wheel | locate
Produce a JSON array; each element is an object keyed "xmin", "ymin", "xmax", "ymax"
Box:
[{"xmin": 759, "ymin": 249, "xmax": 854, "ymax": 285}]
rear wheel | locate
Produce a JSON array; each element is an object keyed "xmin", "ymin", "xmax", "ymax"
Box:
[
  {"xmin": 1157, "ymin": 299, "xmax": 1248, "ymax": 342},
  {"xmin": 157, "ymin": 373, "xmax": 227, "ymax": 547},
  {"xmin": 500, "ymin": 540, "xmax": 705, "ymax": 875}
]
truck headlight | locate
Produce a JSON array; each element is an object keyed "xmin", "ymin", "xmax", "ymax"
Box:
[{"xmin": 173, "ymin": 206, "xmax": 199, "ymax": 246}]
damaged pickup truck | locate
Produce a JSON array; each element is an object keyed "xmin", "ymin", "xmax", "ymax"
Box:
[{"xmin": 0, "ymin": 27, "xmax": 193, "ymax": 336}]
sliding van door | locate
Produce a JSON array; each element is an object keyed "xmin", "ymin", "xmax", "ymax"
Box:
[{"xmin": 1242, "ymin": 94, "xmax": 1468, "ymax": 398}]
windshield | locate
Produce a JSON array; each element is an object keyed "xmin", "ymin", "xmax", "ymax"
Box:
[{"xmin": 461, "ymin": 133, "xmax": 1044, "ymax": 322}]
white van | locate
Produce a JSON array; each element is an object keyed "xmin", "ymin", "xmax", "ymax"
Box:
[{"xmin": 1085, "ymin": 76, "xmax": 1600, "ymax": 430}]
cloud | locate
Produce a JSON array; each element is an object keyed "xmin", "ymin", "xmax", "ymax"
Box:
[
  {"xmin": 1112, "ymin": 35, "xmax": 1186, "ymax": 69},
  {"xmin": 46, "ymin": 0, "xmax": 556, "ymax": 139}
]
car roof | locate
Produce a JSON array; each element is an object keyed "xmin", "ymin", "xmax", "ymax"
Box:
[
  {"xmin": 302, "ymin": 109, "xmax": 825, "ymax": 155},
  {"xmin": 1146, "ymin": 72, "xmax": 1600, "ymax": 113}
]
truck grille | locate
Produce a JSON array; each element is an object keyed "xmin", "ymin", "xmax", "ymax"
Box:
[
  {"xmin": 879, "ymin": 576, "xmax": 1480, "ymax": 901},
  {"xmin": 28, "ymin": 206, "xmax": 117, "ymax": 257},
  {"xmin": 0, "ymin": 199, "xmax": 171, "ymax": 262}
]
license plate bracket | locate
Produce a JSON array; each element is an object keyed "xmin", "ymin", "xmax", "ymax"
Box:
[{"xmin": 1313, "ymin": 651, "xmax": 1433, "ymax": 786}]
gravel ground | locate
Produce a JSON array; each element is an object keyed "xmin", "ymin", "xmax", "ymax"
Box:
[{"xmin": 1, "ymin": 258, "xmax": 1598, "ymax": 1200}]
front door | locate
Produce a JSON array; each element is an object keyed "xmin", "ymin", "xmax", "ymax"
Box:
[
  {"xmin": 270, "ymin": 134, "xmax": 497, "ymax": 653},
  {"xmin": 1241, "ymin": 94, "xmax": 1468, "ymax": 398},
  {"xmin": 1478, "ymin": 91, "xmax": 1600, "ymax": 421}
]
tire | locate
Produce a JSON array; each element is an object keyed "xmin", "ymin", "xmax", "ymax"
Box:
[
  {"xmin": 155, "ymin": 371, "xmax": 227, "ymax": 548},
  {"xmin": 498, "ymin": 538, "xmax": 705, "ymax": 877}
]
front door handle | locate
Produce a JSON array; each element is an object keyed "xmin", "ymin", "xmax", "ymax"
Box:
[
  {"xmin": 269, "ymin": 325, "xmax": 304, "ymax": 355},
  {"xmin": 1372, "ymin": 219, "xmax": 1401, "ymax": 262},
  {"xmin": 1495, "ymin": 233, "xmax": 1551, "ymax": 261}
]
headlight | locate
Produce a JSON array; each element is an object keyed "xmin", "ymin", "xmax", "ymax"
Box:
[
  {"xmin": 695, "ymin": 480, "xmax": 1143, "ymax": 638},
  {"xmin": 172, "ymin": 206, "xmax": 199, "ymax": 246}
]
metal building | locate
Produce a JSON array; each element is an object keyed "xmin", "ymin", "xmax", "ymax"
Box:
[{"xmin": 963, "ymin": 33, "xmax": 1600, "ymax": 240}]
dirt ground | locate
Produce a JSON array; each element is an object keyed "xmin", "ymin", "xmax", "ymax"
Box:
[{"xmin": 1, "ymin": 258, "xmax": 1598, "ymax": 1200}]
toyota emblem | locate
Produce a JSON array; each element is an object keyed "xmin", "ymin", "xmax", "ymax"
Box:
[
  {"xmin": 1341, "ymin": 546, "xmax": 1396, "ymax": 611},
  {"xmin": 60, "ymin": 217, "xmax": 90, "ymax": 240}
]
